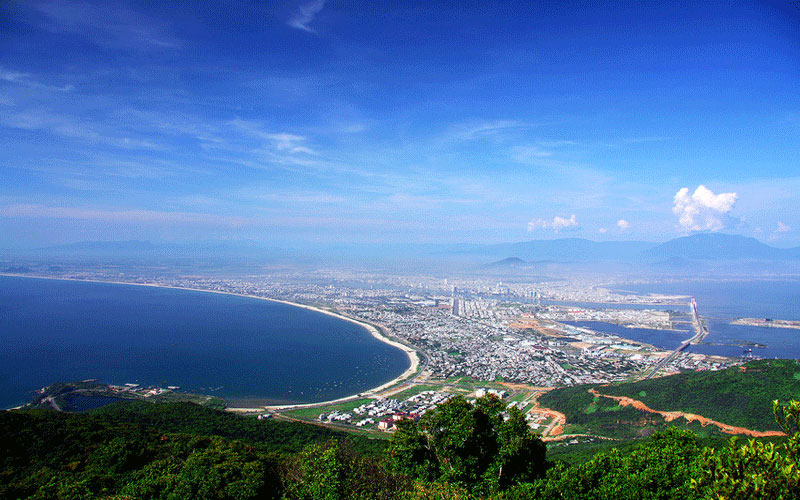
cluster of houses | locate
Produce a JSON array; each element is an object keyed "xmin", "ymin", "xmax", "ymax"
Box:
[
  {"xmin": 317, "ymin": 391, "xmax": 455, "ymax": 431},
  {"xmin": 313, "ymin": 388, "xmax": 530, "ymax": 432}
]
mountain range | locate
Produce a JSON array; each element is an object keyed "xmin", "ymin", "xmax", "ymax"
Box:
[
  {"xmin": 7, "ymin": 233, "xmax": 800, "ymax": 266},
  {"xmin": 435, "ymin": 233, "xmax": 800, "ymax": 263}
]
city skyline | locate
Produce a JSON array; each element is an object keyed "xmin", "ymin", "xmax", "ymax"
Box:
[{"xmin": 1, "ymin": 1, "xmax": 799, "ymax": 248}]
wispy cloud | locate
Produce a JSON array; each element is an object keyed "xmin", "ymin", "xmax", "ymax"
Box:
[
  {"xmin": 621, "ymin": 136, "xmax": 673, "ymax": 144},
  {"xmin": 264, "ymin": 132, "xmax": 316, "ymax": 155},
  {"xmin": 288, "ymin": 0, "xmax": 326, "ymax": 33},
  {"xmin": 1, "ymin": 110, "xmax": 162, "ymax": 150},
  {"xmin": 239, "ymin": 190, "xmax": 347, "ymax": 205},
  {"xmin": 0, "ymin": 67, "xmax": 74, "ymax": 92},
  {"xmin": 0, "ymin": 69, "xmax": 28, "ymax": 83},
  {"xmin": 0, "ymin": 204, "xmax": 251, "ymax": 227},
  {"xmin": 33, "ymin": 1, "xmax": 180, "ymax": 50},
  {"xmin": 443, "ymin": 119, "xmax": 528, "ymax": 142},
  {"xmin": 617, "ymin": 219, "xmax": 630, "ymax": 230},
  {"xmin": 224, "ymin": 118, "xmax": 324, "ymax": 171},
  {"xmin": 510, "ymin": 145, "xmax": 553, "ymax": 160}
]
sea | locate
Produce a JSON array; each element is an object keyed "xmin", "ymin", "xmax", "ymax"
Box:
[
  {"xmin": 565, "ymin": 279, "xmax": 800, "ymax": 359},
  {"xmin": 0, "ymin": 276, "xmax": 410, "ymax": 409}
]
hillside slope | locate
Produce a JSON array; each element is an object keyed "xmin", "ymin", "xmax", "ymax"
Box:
[{"xmin": 540, "ymin": 359, "xmax": 800, "ymax": 438}]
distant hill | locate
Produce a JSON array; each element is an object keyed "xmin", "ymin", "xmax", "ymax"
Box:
[
  {"xmin": 10, "ymin": 234, "xmax": 800, "ymax": 268},
  {"xmin": 483, "ymin": 257, "xmax": 528, "ymax": 268},
  {"xmin": 642, "ymin": 233, "xmax": 800, "ymax": 261},
  {"xmin": 439, "ymin": 234, "xmax": 800, "ymax": 264},
  {"xmin": 445, "ymin": 238, "xmax": 654, "ymax": 262}
]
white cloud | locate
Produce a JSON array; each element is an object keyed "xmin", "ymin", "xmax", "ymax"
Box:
[
  {"xmin": 672, "ymin": 185, "xmax": 738, "ymax": 232},
  {"xmin": 777, "ymin": 221, "xmax": 792, "ymax": 233},
  {"xmin": 527, "ymin": 214, "xmax": 578, "ymax": 232},
  {"xmin": 288, "ymin": 0, "xmax": 326, "ymax": 33},
  {"xmin": 526, "ymin": 219, "xmax": 547, "ymax": 231},
  {"xmin": 617, "ymin": 219, "xmax": 630, "ymax": 230},
  {"xmin": 553, "ymin": 214, "xmax": 577, "ymax": 231},
  {"xmin": 598, "ymin": 227, "xmax": 608, "ymax": 234}
]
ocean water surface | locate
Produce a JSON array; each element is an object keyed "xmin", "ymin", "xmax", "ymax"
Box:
[{"xmin": 0, "ymin": 276, "xmax": 409, "ymax": 409}]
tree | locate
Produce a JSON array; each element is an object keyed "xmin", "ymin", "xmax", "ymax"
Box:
[
  {"xmin": 282, "ymin": 440, "xmax": 410, "ymax": 500},
  {"xmin": 690, "ymin": 400, "xmax": 800, "ymax": 500},
  {"xmin": 532, "ymin": 428, "xmax": 702, "ymax": 500},
  {"xmin": 388, "ymin": 395, "xmax": 547, "ymax": 494}
]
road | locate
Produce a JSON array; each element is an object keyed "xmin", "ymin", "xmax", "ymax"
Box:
[{"xmin": 642, "ymin": 298, "xmax": 708, "ymax": 380}]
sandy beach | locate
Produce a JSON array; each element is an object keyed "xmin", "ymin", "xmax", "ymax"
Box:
[{"xmin": 0, "ymin": 273, "xmax": 420, "ymax": 412}]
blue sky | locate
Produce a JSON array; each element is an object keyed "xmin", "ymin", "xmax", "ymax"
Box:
[{"xmin": 1, "ymin": 0, "xmax": 799, "ymax": 248}]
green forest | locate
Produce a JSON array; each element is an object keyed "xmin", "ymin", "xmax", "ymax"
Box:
[{"xmin": 3, "ymin": 391, "xmax": 800, "ymax": 499}]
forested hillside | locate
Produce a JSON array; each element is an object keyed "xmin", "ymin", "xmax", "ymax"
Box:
[
  {"xmin": 3, "ymin": 373, "xmax": 800, "ymax": 499},
  {"xmin": 540, "ymin": 359, "xmax": 800, "ymax": 438}
]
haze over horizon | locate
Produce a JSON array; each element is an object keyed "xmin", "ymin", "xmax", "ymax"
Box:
[{"xmin": 1, "ymin": 1, "xmax": 799, "ymax": 249}]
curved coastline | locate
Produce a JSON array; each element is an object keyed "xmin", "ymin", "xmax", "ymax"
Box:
[{"xmin": 0, "ymin": 273, "xmax": 419, "ymax": 411}]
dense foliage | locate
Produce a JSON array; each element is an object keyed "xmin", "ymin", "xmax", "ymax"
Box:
[
  {"xmin": 388, "ymin": 395, "xmax": 547, "ymax": 495},
  {"xmin": 2, "ymin": 393, "xmax": 800, "ymax": 499},
  {"xmin": 600, "ymin": 360, "xmax": 800, "ymax": 431},
  {"xmin": 89, "ymin": 402, "xmax": 386, "ymax": 455},
  {"xmin": 0, "ymin": 402, "xmax": 383, "ymax": 499}
]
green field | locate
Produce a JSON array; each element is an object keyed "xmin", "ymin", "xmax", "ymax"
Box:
[{"xmin": 283, "ymin": 397, "xmax": 375, "ymax": 420}]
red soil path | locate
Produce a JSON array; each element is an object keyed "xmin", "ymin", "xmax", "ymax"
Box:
[{"xmin": 588, "ymin": 389, "xmax": 785, "ymax": 438}]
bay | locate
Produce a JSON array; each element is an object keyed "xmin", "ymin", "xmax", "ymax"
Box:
[{"xmin": 0, "ymin": 276, "xmax": 409, "ymax": 409}]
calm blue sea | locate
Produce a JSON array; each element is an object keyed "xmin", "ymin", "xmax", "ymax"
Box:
[
  {"xmin": 585, "ymin": 280, "xmax": 800, "ymax": 359},
  {"xmin": 0, "ymin": 276, "xmax": 409, "ymax": 409}
]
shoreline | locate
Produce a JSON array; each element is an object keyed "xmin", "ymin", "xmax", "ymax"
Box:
[{"xmin": 0, "ymin": 273, "xmax": 420, "ymax": 413}]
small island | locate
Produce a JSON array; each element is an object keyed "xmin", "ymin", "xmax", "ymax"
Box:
[{"xmin": 732, "ymin": 318, "xmax": 800, "ymax": 330}]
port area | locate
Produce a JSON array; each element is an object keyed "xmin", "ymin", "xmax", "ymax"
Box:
[{"xmin": 732, "ymin": 317, "xmax": 800, "ymax": 330}]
